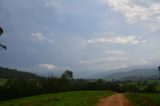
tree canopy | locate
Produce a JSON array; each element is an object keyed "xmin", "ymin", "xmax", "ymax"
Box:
[{"xmin": 61, "ymin": 70, "xmax": 73, "ymax": 80}]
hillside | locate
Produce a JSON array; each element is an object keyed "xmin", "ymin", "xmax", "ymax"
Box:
[
  {"xmin": 0, "ymin": 66, "xmax": 42, "ymax": 79},
  {"xmin": 89, "ymin": 68, "xmax": 159, "ymax": 81},
  {"xmin": 88, "ymin": 68, "xmax": 131, "ymax": 79},
  {"xmin": 104, "ymin": 69, "xmax": 159, "ymax": 81}
]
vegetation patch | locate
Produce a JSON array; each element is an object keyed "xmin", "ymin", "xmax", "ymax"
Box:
[
  {"xmin": 0, "ymin": 78, "xmax": 8, "ymax": 86},
  {"xmin": 125, "ymin": 93, "xmax": 159, "ymax": 106},
  {"xmin": 139, "ymin": 93, "xmax": 160, "ymax": 106}
]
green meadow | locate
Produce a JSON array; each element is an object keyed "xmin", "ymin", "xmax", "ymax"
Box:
[{"xmin": 0, "ymin": 91, "xmax": 113, "ymax": 106}]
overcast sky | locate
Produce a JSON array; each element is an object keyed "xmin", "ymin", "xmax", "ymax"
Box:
[{"xmin": 0, "ymin": 0, "xmax": 160, "ymax": 75}]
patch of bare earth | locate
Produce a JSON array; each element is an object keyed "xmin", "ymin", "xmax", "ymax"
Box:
[{"xmin": 97, "ymin": 93, "xmax": 132, "ymax": 106}]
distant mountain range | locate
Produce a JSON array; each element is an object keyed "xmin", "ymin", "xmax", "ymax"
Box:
[
  {"xmin": 0, "ymin": 66, "xmax": 159, "ymax": 81},
  {"xmin": 89, "ymin": 68, "xmax": 159, "ymax": 81}
]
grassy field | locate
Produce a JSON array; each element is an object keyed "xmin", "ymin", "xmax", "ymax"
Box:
[
  {"xmin": 0, "ymin": 78, "xmax": 8, "ymax": 86},
  {"xmin": 125, "ymin": 93, "xmax": 160, "ymax": 106},
  {"xmin": 0, "ymin": 91, "xmax": 113, "ymax": 106}
]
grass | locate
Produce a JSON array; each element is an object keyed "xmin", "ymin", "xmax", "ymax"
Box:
[
  {"xmin": 0, "ymin": 78, "xmax": 8, "ymax": 86},
  {"xmin": 125, "ymin": 93, "xmax": 160, "ymax": 106},
  {"xmin": 0, "ymin": 91, "xmax": 113, "ymax": 106}
]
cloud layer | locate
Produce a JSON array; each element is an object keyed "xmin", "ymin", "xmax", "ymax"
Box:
[
  {"xmin": 104, "ymin": 0, "xmax": 160, "ymax": 23},
  {"xmin": 88, "ymin": 36, "xmax": 144, "ymax": 44},
  {"xmin": 31, "ymin": 32, "xmax": 54, "ymax": 44},
  {"xmin": 39, "ymin": 64, "xmax": 56, "ymax": 70}
]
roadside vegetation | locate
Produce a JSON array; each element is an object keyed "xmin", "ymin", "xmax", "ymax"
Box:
[
  {"xmin": 0, "ymin": 91, "xmax": 113, "ymax": 106},
  {"xmin": 126, "ymin": 93, "xmax": 160, "ymax": 106}
]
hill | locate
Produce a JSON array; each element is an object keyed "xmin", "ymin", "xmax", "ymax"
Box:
[
  {"xmin": 0, "ymin": 66, "xmax": 42, "ymax": 79},
  {"xmin": 89, "ymin": 68, "xmax": 159, "ymax": 81},
  {"xmin": 104, "ymin": 69, "xmax": 158, "ymax": 81},
  {"xmin": 88, "ymin": 68, "xmax": 131, "ymax": 79}
]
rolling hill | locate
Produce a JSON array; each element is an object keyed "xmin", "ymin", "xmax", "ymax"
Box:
[
  {"xmin": 0, "ymin": 66, "xmax": 42, "ymax": 79},
  {"xmin": 105, "ymin": 69, "xmax": 158, "ymax": 80},
  {"xmin": 89, "ymin": 68, "xmax": 159, "ymax": 81}
]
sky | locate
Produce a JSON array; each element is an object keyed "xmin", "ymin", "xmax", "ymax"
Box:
[{"xmin": 0, "ymin": 0, "xmax": 160, "ymax": 76}]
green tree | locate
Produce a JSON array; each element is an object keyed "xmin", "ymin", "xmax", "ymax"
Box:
[
  {"xmin": 95, "ymin": 79, "xmax": 107, "ymax": 90},
  {"xmin": 145, "ymin": 84, "xmax": 156, "ymax": 93},
  {"xmin": 60, "ymin": 70, "xmax": 73, "ymax": 91},
  {"xmin": 158, "ymin": 66, "xmax": 160, "ymax": 79},
  {"xmin": 61, "ymin": 70, "xmax": 73, "ymax": 80}
]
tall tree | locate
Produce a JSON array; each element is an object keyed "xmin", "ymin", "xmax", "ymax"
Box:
[
  {"xmin": 158, "ymin": 66, "xmax": 160, "ymax": 79},
  {"xmin": 0, "ymin": 27, "xmax": 7, "ymax": 50},
  {"xmin": 61, "ymin": 70, "xmax": 73, "ymax": 80}
]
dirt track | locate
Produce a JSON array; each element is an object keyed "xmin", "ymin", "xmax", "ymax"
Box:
[{"xmin": 97, "ymin": 93, "xmax": 132, "ymax": 106}]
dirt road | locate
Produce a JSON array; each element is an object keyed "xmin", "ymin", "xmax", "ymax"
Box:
[{"xmin": 97, "ymin": 93, "xmax": 132, "ymax": 106}]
